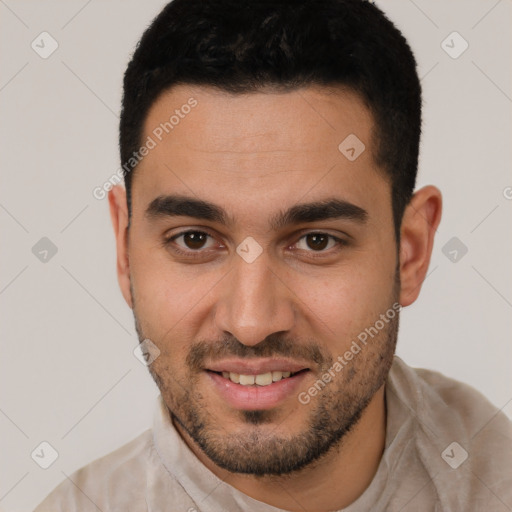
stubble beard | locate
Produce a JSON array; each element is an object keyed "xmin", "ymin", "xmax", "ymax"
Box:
[{"xmin": 132, "ymin": 282, "xmax": 399, "ymax": 476}]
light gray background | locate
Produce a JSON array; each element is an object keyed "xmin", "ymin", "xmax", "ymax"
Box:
[{"xmin": 1, "ymin": 1, "xmax": 511, "ymax": 510}]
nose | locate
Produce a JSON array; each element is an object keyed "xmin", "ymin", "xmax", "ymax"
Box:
[{"xmin": 214, "ymin": 253, "xmax": 295, "ymax": 347}]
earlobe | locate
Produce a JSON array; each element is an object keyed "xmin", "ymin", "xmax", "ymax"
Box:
[
  {"xmin": 108, "ymin": 185, "xmax": 133, "ymax": 309},
  {"xmin": 399, "ymin": 185, "xmax": 442, "ymax": 307}
]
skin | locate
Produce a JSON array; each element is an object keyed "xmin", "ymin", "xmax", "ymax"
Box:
[{"xmin": 109, "ymin": 84, "xmax": 442, "ymax": 511}]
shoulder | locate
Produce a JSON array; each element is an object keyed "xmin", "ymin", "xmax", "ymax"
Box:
[
  {"xmin": 33, "ymin": 429, "xmax": 153, "ymax": 512},
  {"xmin": 388, "ymin": 357, "xmax": 512, "ymax": 509},
  {"xmin": 391, "ymin": 356, "xmax": 511, "ymax": 438}
]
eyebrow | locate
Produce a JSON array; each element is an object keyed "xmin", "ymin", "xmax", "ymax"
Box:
[
  {"xmin": 145, "ymin": 195, "xmax": 368, "ymax": 229},
  {"xmin": 145, "ymin": 195, "xmax": 229, "ymax": 224},
  {"xmin": 270, "ymin": 198, "xmax": 368, "ymax": 230}
]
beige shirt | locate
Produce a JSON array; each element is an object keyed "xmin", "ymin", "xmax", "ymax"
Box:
[{"xmin": 34, "ymin": 357, "xmax": 512, "ymax": 512}]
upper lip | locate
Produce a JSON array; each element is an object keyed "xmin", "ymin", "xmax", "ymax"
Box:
[{"xmin": 205, "ymin": 358, "xmax": 310, "ymax": 375}]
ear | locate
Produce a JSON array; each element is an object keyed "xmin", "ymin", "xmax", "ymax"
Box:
[
  {"xmin": 108, "ymin": 185, "xmax": 133, "ymax": 309},
  {"xmin": 399, "ymin": 185, "xmax": 442, "ymax": 307}
]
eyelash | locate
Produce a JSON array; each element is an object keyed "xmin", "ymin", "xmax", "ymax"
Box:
[
  {"xmin": 164, "ymin": 231, "xmax": 220, "ymax": 259},
  {"xmin": 163, "ymin": 230, "xmax": 347, "ymax": 259}
]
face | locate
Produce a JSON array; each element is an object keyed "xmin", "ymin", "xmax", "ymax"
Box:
[{"xmin": 124, "ymin": 85, "xmax": 401, "ymax": 475}]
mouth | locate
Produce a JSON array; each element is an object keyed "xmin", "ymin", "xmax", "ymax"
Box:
[
  {"xmin": 204, "ymin": 359, "xmax": 312, "ymax": 410},
  {"xmin": 208, "ymin": 369, "xmax": 308, "ymax": 386}
]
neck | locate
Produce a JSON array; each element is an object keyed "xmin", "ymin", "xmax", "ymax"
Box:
[{"xmin": 175, "ymin": 385, "xmax": 386, "ymax": 511}]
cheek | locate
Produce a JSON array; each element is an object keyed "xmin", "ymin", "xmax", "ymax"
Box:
[
  {"xmin": 293, "ymin": 259, "xmax": 395, "ymax": 347},
  {"xmin": 130, "ymin": 247, "xmax": 223, "ymax": 347}
]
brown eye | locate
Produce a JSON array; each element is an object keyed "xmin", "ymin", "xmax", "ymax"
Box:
[
  {"xmin": 294, "ymin": 233, "xmax": 343, "ymax": 253},
  {"xmin": 170, "ymin": 231, "xmax": 216, "ymax": 251},
  {"xmin": 305, "ymin": 234, "xmax": 329, "ymax": 251},
  {"xmin": 182, "ymin": 231, "xmax": 208, "ymax": 249}
]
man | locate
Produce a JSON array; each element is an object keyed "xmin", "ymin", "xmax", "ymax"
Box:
[{"xmin": 34, "ymin": 0, "xmax": 512, "ymax": 510}]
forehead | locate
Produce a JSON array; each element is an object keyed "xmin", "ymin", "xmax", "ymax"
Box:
[{"xmin": 131, "ymin": 84, "xmax": 390, "ymax": 225}]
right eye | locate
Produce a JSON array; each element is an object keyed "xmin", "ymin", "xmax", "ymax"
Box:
[{"xmin": 169, "ymin": 231, "xmax": 217, "ymax": 251}]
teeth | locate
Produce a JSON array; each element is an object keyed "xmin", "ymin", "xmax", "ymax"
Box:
[
  {"xmin": 255, "ymin": 372, "xmax": 272, "ymax": 386},
  {"xmin": 221, "ymin": 370, "xmax": 295, "ymax": 386},
  {"xmin": 272, "ymin": 371, "xmax": 282, "ymax": 381},
  {"xmin": 239, "ymin": 374, "xmax": 255, "ymax": 385}
]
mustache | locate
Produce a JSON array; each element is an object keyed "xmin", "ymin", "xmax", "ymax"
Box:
[{"xmin": 186, "ymin": 333, "xmax": 331, "ymax": 371}]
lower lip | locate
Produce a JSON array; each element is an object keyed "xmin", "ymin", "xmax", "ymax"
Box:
[{"xmin": 206, "ymin": 370, "xmax": 309, "ymax": 410}]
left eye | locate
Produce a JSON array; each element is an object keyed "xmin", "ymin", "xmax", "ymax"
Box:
[
  {"xmin": 171, "ymin": 231, "xmax": 216, "ymax": 251},
  {"xmin": 294, "ymin": 233, "xmax": 341, "ymax": 252}
]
